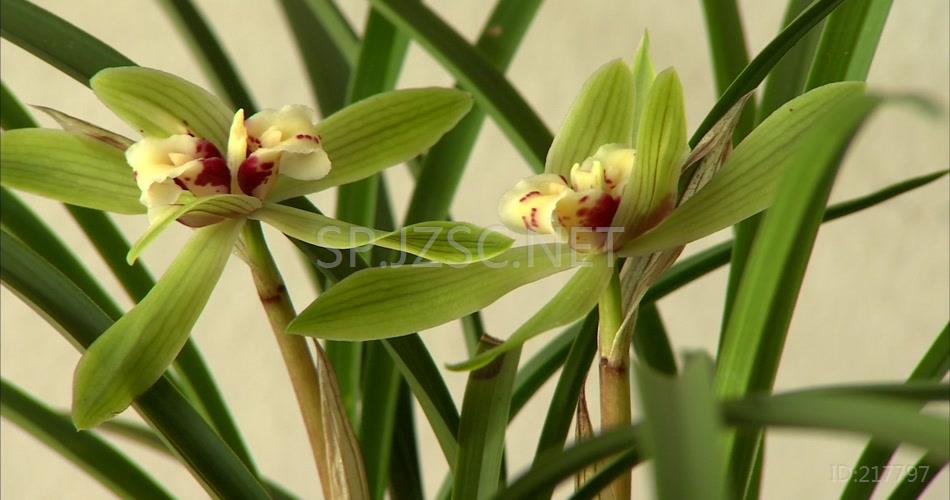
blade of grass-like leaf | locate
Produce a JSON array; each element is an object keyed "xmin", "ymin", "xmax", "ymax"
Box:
[
  {"xmin": 0, "ymin": 229, "xmax": 269, "ymax": 498},
  {"xmin": 725, "ymin": 0, "xmax": 894, "ymax": 355},
  {"xmin": 510, "ymin": 322, "xmax": 579, "ymax": 417},
  {"xmin": 632, "ymin": 303, "xmax": 677, "ymax": 375},
  {"xmin": 886, "ymin": 454, "xmax": 947, "ymax": 500},
  {"xmin": 502, "ymin": 426, "xmax": 643, "ymax": 500},
  {"xmin": 642, "ymin": 169, "xmax": 949, "ymax": 305},
  {"xmin": 700, "ymin": 0, "xmax": 756, "ymax": 140},
  {"xmin": 0, "ymin": 0, "xmax": 134, "ymax": 85},
  {"xmin": 805, "ymin": 0, "xmax": 894, "ymax": 89},
  {"xmin": 715, "ymin": 93, "xmax": 879, "ymax": 493},
  {"xmin": 636, "ymin": 353, "xmax": 727, "ymax": 500},
  {"xmin": 0, "ymin": 378, "xmax": 172, "ymax": 499},
  {"xmin": 840, "ymin": 322, "xmax": 949, "ymax": 500},
  {"xmin": 504, "ymin": 388, "xmax": 949, "ymax": 499},
  {"xmin": 454, "ymin": 337, "xmax": 520, "ymax": 500},
  {"xmin": 1, "ymin": 20, "xmax": 259, "ymax": 477},
  {"xmin": 533, "ymin": 312, "xmax": 598, "ymax": 461},
  {"xmin": 359, "ymin": 341, "xmax": 402, "ymax": 500},
  {"xmin": 689, "ymin": 0, "xmax": 847, "ymax": 147},
  {"xmin": 389, "ymin": 384, "xmax": 425, "ymax": 500},
  {"xmin": 724, "ymin": 393, "xmax": 950, "ymax": 460},
  {"xmin": 0, "ymin": 189, "xmax": 120, "ymax": 318},
  {"xmin": 0, "ymin": 81, "xmax": 36, "ymax": 129},
  {"xmin": 758, "ymin": 0, "xmax": 826, "ymax": 120},
  {"xmin": 300, "ymin": 0, "xmax": 360, "ymax": 65},
  {"xmin": 405, "ymin": 0, "xmax": 544, "ymax": 222},
  {"xmin": 158, "ymin": 0, "xmax": 256, "ymax": 111},
  {"xmin": 370, "ymin": 0, "xmax": 552, "ymax": 171},
  {"xmin": 278, "ymin": 0, "xmax": 352, "ymax": 115},
  {"xmin": 569, "ymin": 448, "xmax": 641, "ymax": 500}
]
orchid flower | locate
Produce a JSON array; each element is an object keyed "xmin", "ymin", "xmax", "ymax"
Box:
[
  {"xmin": 286, "ymin": 36, "xmax": 875, "ymax": 372},
  {"xmin": 0, "ymin": 67, "xmax": 515, "ymax": 428}
]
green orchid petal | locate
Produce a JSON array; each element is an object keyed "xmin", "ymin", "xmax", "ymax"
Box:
[
  {"xmin": 630, "ymin": 31, "xmax": 656, "ymax": 143},
  {"xmin": 253, "ymin": 203, "xmax": 513, "ymax": 264},
  {"xmin": 613, "ymin": 68, "xmax": 688, "ymax": 239},
  {"xmin": 269, "ymin": 88, "xmax": 473, "ymax": 201},
  {"xmin": 91, "ymin": 67, "xmax": 233, "ymax": 150},
  {"xmin": 447, "ymin": 254, "xmax": 612, "ymax": 372},
  {"xmin": 0, "ymin": 128, "xmax": 143, "ymax": 214},
  {"xmin": 32, "ymin": 105, "xmax": 134, "ymax": 150},
  {"xmin": 72, "ymin": 219, "xmax": 243, "ymax": 429},
  {"xmin": 619, "ymin": 82, "xmax": 870, "ymax": 257},
  {"xmin": 544, "ymin": 59, "xmax": 635, "ymax": 178},
  {"xmin": 288, "ymin": 244, "xmax": 575, "ymax": 340},
  {"xmin": 127, "ymin": 194, "xmax": 261, "ymax": 264}
]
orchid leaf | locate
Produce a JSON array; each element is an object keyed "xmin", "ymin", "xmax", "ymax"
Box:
[
  {"xmin": 636, "ymin": 353, "xmax": 727, "ymax": 500},
  {"xmin": 32, "ymin": 105, "xmax": 133, "ymax": 150},
  {"xmin": 128, "ymin": 194, "xmax": 261, "ymax": 264},
  {"xmin": 630, "ymin": 31, "xmax": 656, "ymax": 143},
  {"xmin": 253, "ymin": 203, "xmax": 512, "ymax": 264},
  {"xmin": 544, "ymin": 59, "xmax": 635, "ymax": 177},
  {"xmin": 615, "ymin": 68, "xmax": 687, "ymax": 239},
  {"xmin": 91, "ymin": 66, "xmax": 233, "ymax": 150},
  {"xmin": 72, "ymin": 219, "xmax": 243, "ymax": 429},
  {"xmin": 270, "ymin": 88, "xmax": 473, "ymax": 200},
  {"xmin": 288, "ymin": 244, "xmax": 575, "ymax": 340},
  {"xmin": 619, "ymin": 81, "xmax": 866, "ymax": 257},
  {"xmin": 447, "ymin": 254, "xmax": 611, "ymax": 371},
  {"xmin": 0, "ymin": 128, "xmax": 143, "ymax": 214}
]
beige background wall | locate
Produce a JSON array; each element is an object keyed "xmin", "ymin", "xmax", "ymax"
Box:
[{"xmin": 2, "ymin": 0, "xmax": 948, "ymax": 498}]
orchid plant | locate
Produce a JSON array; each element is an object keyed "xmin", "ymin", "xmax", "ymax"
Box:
[{"xmin": 1, "ymin": 0, "xmax": 948, "ymax": 499}]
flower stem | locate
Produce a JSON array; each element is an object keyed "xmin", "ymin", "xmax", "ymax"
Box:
[
  {"xmin": 598, "ymin": 271, "xmax": 632, "ymax": 499},
  {"xmin": 240, "ymin": 220, "xmax": 364, "ymax": 497}
]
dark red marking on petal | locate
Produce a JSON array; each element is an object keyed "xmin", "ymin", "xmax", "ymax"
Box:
[
  {"xmin": 173, "ymin": 178, "xmax": 188, "ymax": 190},
  {"xmin": 579, "ymin": 195, "xmax": 589, "ymax": 203},
  {"xmin": 519, "ymin": 190, "xmax": 542, "ymax": 202},
  {"xmin": 238, "ymin": 155, "xmax": 273, "ymax": 196},
  {"xmin": 195, "ymin": 157, "xmax": 231, "ymax": 187},
  {"xmin": 521, "ymin": 215, "xmax": 531, "ymax": 231},
  {"xmin": 577, "ymin": 194, "xmax": 620, "ymax": 228},
  {"xmin": 195, "ymin": 139, "xmax": 222, "ymax": 158},
  {"xmin": 261, "ymin": 162, "xmax": 274, "ymax": 171}
]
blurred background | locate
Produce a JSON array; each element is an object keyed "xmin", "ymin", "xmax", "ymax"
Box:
[{"xmin": 1, "ymin": 0, "xmax": 948, "ymax": 498}]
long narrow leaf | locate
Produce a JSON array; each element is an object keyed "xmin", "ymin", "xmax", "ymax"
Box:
[
  {"xmin": 715, "ymin": 93, "xmax": 879, "ymax": 492},
  {"xmin": 840, "ymin": 323, "xmax": 950, "ymax": 500},
  {"xmin": 370, "ymin": 0, "xmax": 552, "ymax": 171},
  {"xmin": 158, "ymin": 0, "xmax": 257, "ymax": 111},
  {"xmin": 0, "ymin": 0, "xmax": 134, "ymax": 84},
  {"xmin": 454, "ymin": 337, "xmax": 520, "ymax": 500},
  {"xmin": 0, "ymin": 379, "xmax": 172, "ymax": 499},
  {"xmin": 805, "ymin": 0, "xmax": 894, "ymax": 89},
  {"xmin": 689, "ymin": 0, "xmax": 847, "ymax": 147},
  {"xmin": 636, "ymin": 353, "xmax": 727, "ymax": 500},
  {"xmin": 0, "ymin": 229, "xmax": 269, "ymax": 498}
]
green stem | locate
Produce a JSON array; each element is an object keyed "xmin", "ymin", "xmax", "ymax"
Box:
[
  {"xmin": 241, "ymin": 220, "xmax": 351, "ymax": 494},
  {"xmin": 597, "ymin": 272, "xmax": 630, "ymax": 499}
]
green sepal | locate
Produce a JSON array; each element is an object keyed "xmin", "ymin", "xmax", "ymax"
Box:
[
  {"xmin": 127, "ymin": 194, "xmax": 261, "ymax": 264},
  {"xmin": 91, "ymin": 67, "xmax": 233, "ymax": 150},
  {"xmin": 0, "ymin": 128, "xmax": 143, "ymax": 214},
  {"xmin": 544, "ymin": 59, "xmax": 635, "ymax": 178},
  {"xmin": 446, "ymin": 254, "xmax": 612, "ymax": 371},
  {"xmin": 252, "ymin": 203, "xmax": 511, "ymax": 264},
  {"xmin": 288, "ymin": 244, "xmax": 575, "ymax": 340},
  {"xmin": 72, "ymin": 219, "xmax": 243, "ymax": 429},
  {"xmin": 269, "ymin": 88, "xmax": 473, "ymax": 200}
]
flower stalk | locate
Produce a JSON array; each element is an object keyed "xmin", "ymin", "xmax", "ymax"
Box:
[
  {"xmin": 241, "ymin": 220, "xmax": 369, "ymax": 498},
  {"xmin": 597, "ymin": 271, "xmax": 632, "ymax": 499}
]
